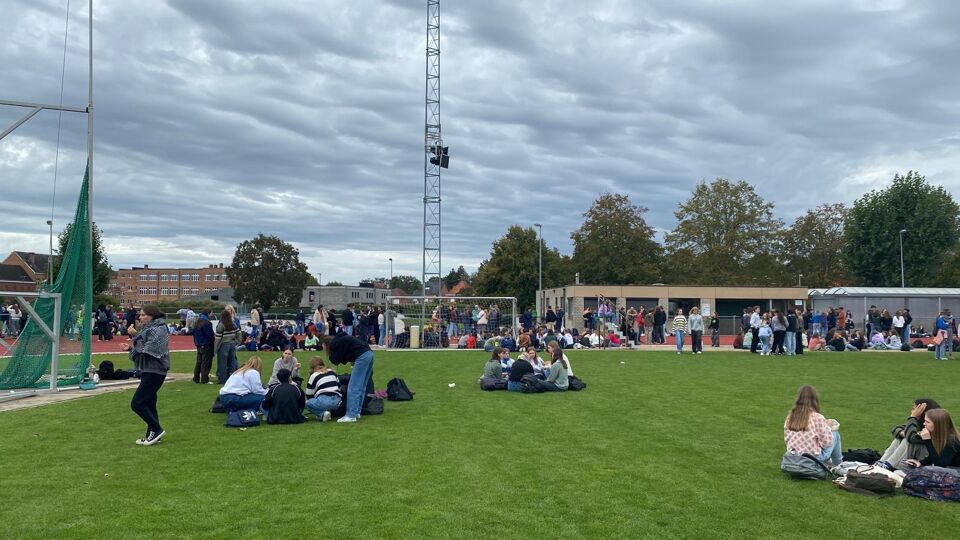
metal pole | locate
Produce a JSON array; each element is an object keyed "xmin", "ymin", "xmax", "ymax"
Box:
[
  {"xmin": 389, "ymin": 258, "xmax": 393, "ymax": 284},
  {"xmin": 534, "ymin": 223, "xmax": 542, "ymax": 315},
  {"xmin": 899, "ymin": 229, "xmax": 907, "ymax": 288},
  {"xmin": 46, "ymin": 220, "xmax": 54, "ymax": 284}
]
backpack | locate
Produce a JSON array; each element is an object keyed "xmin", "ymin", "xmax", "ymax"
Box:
[
  {"xmin": 902, "ymin": 466, "xmax": 960, "ymax": 501},
  {"xmin": 567, "ymin": 375, "xmax": 587, "ymax": 391},
  {"xmin": 781, "ymin": 452, "xmax": 834, "ymax": 480},
  {"xmin": 900, "ymin": 343, "xmax": 911, "ymax": 352},
  {"xmin": 363, "ymin": 394, "xmax": 384, "ymax": 415},
  {"xmin": 210, "ymin": 395, "xmax": 226, "ymax": 413},
  {"xmin": 841, "ymin": 448, "xmax": 881, "ymax": 465},
  {"xmin": 519, "ymin": 373, "xmax": 543, "ymax": 393},
  {"xmin": 479, "ymin": 377, "xmax": 508, "ymax": 391},
  {"xmin": 839, "ymin": 469, "xmax": 897, "ymax": 497},
  {"xmin": 911, "ymin": 339, "xmax": 925, "ymax": 349},
  {"xmin": 386, "ymin": 378, "xmax": 414, "ymax": 401},
  {"xmin": 97, "ymin": 360, "xmax": 115, "ymax": 378},
  {"xmin": 97, "ymin": 310, "xmax": 107, "ymax": 322},
  {"xmin": 224, "ymin": 409, "xmax": 260, "ymax": 427}
]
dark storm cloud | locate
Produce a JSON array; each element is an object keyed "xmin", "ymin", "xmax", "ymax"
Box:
[{"xmin": 2, "ymin": 0, "xmax": 959, "ymax": 284}]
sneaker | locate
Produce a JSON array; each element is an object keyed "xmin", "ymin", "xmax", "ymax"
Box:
[
  {"xmin": 677, "ymin": 352, "xmax": 681, "ymax": 355},
  {"xmin": 321, "ymin": 411, "xmax": 332, "ymax": 423},
  {"xmin": 337, "ymin": 416, "xmax": 358, "ymax": 423},
  {"xmin": 697, "ymin": 351, "xmax": 702, "ymax": 355},
  {"xmin": 142, "ymin": 430, "xmax": 165, "ymax": 446}
]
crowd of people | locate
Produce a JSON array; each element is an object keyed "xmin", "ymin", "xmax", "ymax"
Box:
[{"xmin": 479, "ymin": 341, "xmax": 575, "ymax": 392}]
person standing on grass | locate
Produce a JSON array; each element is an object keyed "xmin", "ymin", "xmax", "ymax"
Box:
[
  {"xmin": 688, "ymin": 307, "xmax": 704, "ymax": 354},
  {"xmin": 214, "ymin": 309, "xmax": 242, "ymax": 384},
  {"xmin": 784, "ymin": 309, "xmax": 797, "ymax": 356},
  {"xmin": 644, "ymin": 309, "xmax": 654, "ymax": 345},
  {"xmin": 219, "ymin": 356, "xmax": 268, "ymax": 411},
  {"xmin": 784, "ymin": 385, "xmax": 842, "ymax": 467},
  {"xmin": 322, "ymin": 333, "xmax": 375, "ymax": 423},
  {"xmin": 749, "ymin": 306, "xmax": 761, "ymax": 354},
  {"xmin": 709, "ymin": 314, "xmax": 720, "ymax": 348},
  {"xmin": 121, "ymin": 304, "xmax": 169, "ymax": 446},
  {"xmin": 672, "ymin": 308, "xmax": 688, "ymax": 354},
  {"xmin": 192, "ymin": 308, "xmax": 215, "ymax": 384}
]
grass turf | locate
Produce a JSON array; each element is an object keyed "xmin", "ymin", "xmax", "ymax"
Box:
[{"xmin": 1, "ymin": 348, "xmax": 959, "ymax": 538}]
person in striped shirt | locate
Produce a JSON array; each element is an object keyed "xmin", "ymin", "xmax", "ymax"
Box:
[
  {"xmin": 672, "ymin": 308, "xmax": 688, "ymax": 354},
  {"xmin": 304, "ymin": 357, "xmax": 342, "ymax": 422}
]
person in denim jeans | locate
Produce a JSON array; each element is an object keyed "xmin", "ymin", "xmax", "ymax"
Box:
[
  {"xmin": 672, "ymin": 309, "xmax": 688, "ymax": 354},
  {"xmin": 304, "ymin": 357, "xmax": 342, "ymax": 422},
  {"xmin": 784, "ymin": 385, "xmax": 843, "ymax": 467},
  {"xmin": 934, "ymin": 311, "xmax": 950, "ymax": 360},
  {"xmin": 322, "ymin": 333, "xmax": 375, "ymax": 423},
  {"xmin": 219, "ymin": 356, "xmax": 268, "ymax": 411}
]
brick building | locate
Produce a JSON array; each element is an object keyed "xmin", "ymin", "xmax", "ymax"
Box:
[
  {"xmin": 2, "ymin": 251, "xmax": 52, "ymax": 285},
  {"xmin": 0, "ymin": 263, "xmax": 36, "ymax": 293},
  {"xmin": 109, "ymin": 263, "xmax": 230, "ymax": 305}
]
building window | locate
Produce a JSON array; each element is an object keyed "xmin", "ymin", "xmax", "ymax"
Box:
[
  {"xmin": 139, "ymin": 287, "xmax": 148, "ymax": 295},
  {"xmin": 170, "ymin": 288, "xmax": 179, "ymax": 295},
  {"xmin": 147, "ymin": 288, "xmax": 157, "ymax": 295}
]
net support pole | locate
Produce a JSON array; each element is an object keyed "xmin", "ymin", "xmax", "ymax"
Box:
[{"xmin": 49, "ymin": 295, "xmax": 62, "ymax": 391}]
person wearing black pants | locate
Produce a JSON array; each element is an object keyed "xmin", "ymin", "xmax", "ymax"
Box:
[
  {"xmin": 749, "ymin": 306, "xmax": 761, "ymax": 354},
  {"xmin": 192, "ymin": 309, "xmax": 215, "ymax": 384},
  {"xmin": 122, "ymin": 304, "xmax": 170, "ymax": 446},
  {"xmin": 709, "ymin": 316, "xmax": 720, "ymax": 347}
]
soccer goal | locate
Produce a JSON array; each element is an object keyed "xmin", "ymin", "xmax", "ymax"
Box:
[{"xmin": 384, "ymin": 296, "xmax": 517, "ymax": 349}]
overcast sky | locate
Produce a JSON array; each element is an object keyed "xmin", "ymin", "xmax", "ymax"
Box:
[{"xmin": 2, "ymin": 0, "xmax": 959, "ymax": 285}]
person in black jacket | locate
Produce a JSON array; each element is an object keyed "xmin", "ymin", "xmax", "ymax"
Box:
[
  {"xmin": 262, "ymin": 369, "xmax": 306, "ymax": 424},
  {"xmin": 192, "ymin": 309, "xmax": 215, "ymax": 384},
  {"xmin": 507, "ymin": 356, "xmax": 533, "ymax": 392},
  {"xmin": 322, "ymin": 333, "xmax": 374, "ymax": 423},
  {"xmin": 653, "ymin": 307, "xmax": 667, "ymax": 344},
  {"xmin": 905, "ymin": 408, "xmax": 960, "ymax": 468},
  {"xmin": 341, "ymin": 304, "xmax": 356, "ymax": 336}
]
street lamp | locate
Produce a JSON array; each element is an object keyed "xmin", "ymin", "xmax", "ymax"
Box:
[
  {"xmin": 534, "ymin": 223, "xmax": 542, "ymax": 316},
  {"xmin": 797, "ymin": 273, "xmax": 803, "ymax": 287},
  {"xmin": 45, "ymin": 220, "xmax": 53, "ymax": 285},
  {"xmin": 899, "ymin": 229, "xmax": 907, "ymax": 288},
  {"xmin": 389, "ymin": 258, "xmax": 393, "ymax": 284},
  {"xmin": 317, "ymin": 272, "xmax": 322, "ymax": 306}
]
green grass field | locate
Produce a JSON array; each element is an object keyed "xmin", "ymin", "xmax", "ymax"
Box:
[{"xmin": 1, "ymin": 348, "xmax": 959, "ymax": 538}]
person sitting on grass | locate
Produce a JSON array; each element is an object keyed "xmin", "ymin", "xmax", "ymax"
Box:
[
  {"xmin": 880, "ymin": 399, "xmax": 941, "ymax": 470},
  {"xmin": 519, "ymin": 346, "xmax": 545, "ymax": 376},
  {"xmin": 848, "ymin": 331, "xmax": 866, "ymax": 351},
  {"xmin": 827, "ymin": 332, "xmax": 847, "ymax": 352},
  {"xmin": 304, "ymin": 357, "xmax": 341, "ymax": 422},
  {"xmin": 545, "ymin": 340, "xmax": 574, "ymax": 377},
  {"xmin": 904, "ymin": 408, "xmax": 960, "ymax": 468},
  {"xmin": 268, "ymin": 347, "xmax": 301, "ymax": 387},
  {"xmin": 496, "ymin": 347, "xmax": 513, "ymax": 375},
  {"xmin": 606, "ymin": 331, "xmax": 621, "ymax": 348},
  {"xmin": 532, "ymin": 345, "xmax": 569, "ymax": 392},
  {"xmin": 507, "ymin": 352, "xmax": 534, "ymax": 392},
  {"xmin": 482, "ymin": 348, "xmax": 505, "ymax": 380},
  {"xmin": 500, "ymin": 331, "xmax": 517, "ymax": 352},
  {"xmin": 302, "ymin": 329, "xmax": 320, "ymax": 351},
  {"xmin": 457, "ymin": 334, "xmax": 468, "ymax": 349},
  {"xmin": 262, "ymin": 368, "xmax": 306, "ymax": 425},
  {"xmin": 886, "ymin": 331, "xmax": 902, "ymax": 350},
  {"xmin": 784, "ymin": 385, "xmax": 842, "ymax": 467},
  {"xmin": 732, "ymin": 331, "xmax": 744, "ymax": 350},
  {"xmin": 219, "ymin": 356, "xmax": 268, "ymax": 412},
  {"xmin": 808, "ymin": 333, "xmax": 826, "ymax": 351},
  {"xmin": 466, "ymin": 332, "xmax": 478, "ymax": 350}
]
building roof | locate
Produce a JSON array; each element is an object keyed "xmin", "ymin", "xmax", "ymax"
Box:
[
  {"xmin": 13, "ymin": 251, "xmax": 51, "ymax": 275},
  {"xmin": 0, "ymin": 263, "xmax": 33, "ymax": 283},
  {"xmin": 809, "ymin": 287, "xmax": 960, "ymax": 297}
]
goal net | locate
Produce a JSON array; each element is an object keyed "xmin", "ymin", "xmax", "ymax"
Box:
[
  {"xmin": 0, "ymin": 167, "xmax": 92, "ymax": 390},
  {"xmin": 384, "ymin": 296, "xmax": 517, "ymax": 349}
]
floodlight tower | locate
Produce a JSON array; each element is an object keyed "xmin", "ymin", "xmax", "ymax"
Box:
[{"xmin": 422, "ymin": 0, "xmax": 447, "ymax": 298}]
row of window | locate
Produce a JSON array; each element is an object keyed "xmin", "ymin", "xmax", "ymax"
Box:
[
  {"xmin": 348, "ymin": 291, "xmax": 377, "ymax": 299},
  {"xmin": 136, "ymin": 273, "xmax": 226, "ymax": 282},
  {"xmin": 134, "ymin": 288, "xmax": 203, "ymax": 296}
]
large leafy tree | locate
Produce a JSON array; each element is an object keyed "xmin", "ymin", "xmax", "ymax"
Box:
[
  {"xmin": 570, "ymin": 194, "xmax": 661, "ymax": 285},
  {"xmin": 51, "ymin": 221, "xmax": 111, "ymax": 295},
  {"xmin": 443, "ymin": 265, "xmax": 471, "ymax": 290},
  {"xmin": 389, "ymin": 275, "xmax": 423, "ymax": 295},
  {"xmin": 783, "ymin": 204, "xmax": 850, "ymax": 287},
  {"xmin": 474, "ymin": 225, "xmax": 570, "ymax": 309},
  {"xmin": 843, "ymin": 171, "xmax": 960, "ymax": 287},
  {"xmin": 227, "ymin": 234, "xmax": 310, "ymax": 311},
  {"xmin": 664, "ymin": 179, "xmax": 784, "ymax": 285}
]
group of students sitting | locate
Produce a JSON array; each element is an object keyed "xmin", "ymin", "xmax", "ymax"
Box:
[
  {"xmin": 216, "ymin": 349, "xmax": 344, "ymax": 424},
  {"xmin": 784, "ymin": 385, "xmax": 960, "ymax": 472},
  {"xmin": 478, "ymin": 340, "xmax": 576, "ymax": 392}
]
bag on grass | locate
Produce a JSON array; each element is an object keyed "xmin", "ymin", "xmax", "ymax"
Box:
[
  {"xmin": 210, "ymin": 395, "xmax": 226, "ymax": 413},
  {"xmin": 840, "ymin": 469, "xmax": 897, "ymax": 497},
  {"xmin": 567, "ymin": 375, "xmax": 586, "ymax": 391},
  {"xmin": 386, "ymin": 377, "xmax": 414, "ymax": 401},
  {"xmin": 479, "ymin": 377, "xmax": 508, "ymax": 391},
  {"xmin": 842, "ymin": 448, "xmax": 880, "ymax": 465},
  {"xmin": 900, "ymin": 343, "xmax": 911, "ymax": 352},
  {"xmin": 911, "ymin": 339, "xmax": 925, "ymax": 349},
  {"xmin": 902, "ymin": 466, "xmax": 960, "ymax": 501},
  {"xmin": 97, "ymin": 360, "xmax": 114, "ymax": 379},
  {"xmin": 225, "ymin": 409, "xmax": 260, "ymax": 427},
  {"xmin": 363, "ymin": 394, "xmax": 384, "ymax": 415},
  {"xmin": 781, "ymin": 452, "xmax": 833, "ymax": 480},
  {"xmin": 519, "ymin": 373, "xmax": 543, "ymax": 393}
]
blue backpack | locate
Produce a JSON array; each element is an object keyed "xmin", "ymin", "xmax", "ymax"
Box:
[
  {"xmin": 225, "ymin": 409, "xmax": 260, "ymax": 427},
  {"xmin": 902, "ymin": 466, "xmax": 960, "ymax": 501}
]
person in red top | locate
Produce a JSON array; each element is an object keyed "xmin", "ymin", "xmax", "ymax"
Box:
[{"xmin": 466, "ymin": 333, "xmax": 478, "ymax": 349}]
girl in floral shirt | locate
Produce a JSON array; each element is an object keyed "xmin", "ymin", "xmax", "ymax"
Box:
[{"xmin": 784, "ymin": 385, "xmax": 842, "ymax": 466}]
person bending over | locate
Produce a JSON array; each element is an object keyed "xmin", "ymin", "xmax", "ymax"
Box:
[
  {"xmin": 304, "ymin": 357, "xmax": 342, "ymax": 422},
  {"xmin": 784, "ymin": 385, "xmax": 842, "ymax": 466},
  {"xmin": 219, "ymin": 356, "xmax": 268, "ymax": 412},
  {"xmin": 262, "ymin": 368, "xmax": 306, "ymax": 425},
  {"xmin": 322, "ymin": 333, "xmax": 374, "ymax": 423},
  {"xmin": 905, "ymin": 408, "xmax": 960, "ymax": 468}
]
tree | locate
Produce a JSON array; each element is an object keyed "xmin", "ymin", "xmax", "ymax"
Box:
[
  {"xmin": 664, "ymin": 179, "xmax": 784, "ymax": 285},
  {"xmin": 325, "ymin": 281, "xmax": 344, "ymax": 287},
  {"xmin": 570, "ymin": 194, "xmax": 662, "ymax": 285},
  {"xmin": 51, "ymin": 221, "xmax": 111, "ymax": 295},
  {"xmin": 443, "ymin": 265, "xmax": 470, "ymax": 290},
  {"xmin": 474, "ymin": 225, "xmax": 570, "ymax": 309},
  {"xmin": 227, "ymin": 234, "xmax": 310, "ymax": 311},
  {"xmin": 389, "ymin": 275, "xmax": 422, "ymax": 295},
  {"xmin": 783, "ymin": 204, "xmax": 850, "ymax": 287},
  {"xmin": 843, "ymin": 171, "xmax": 960, "ymax": 287}
]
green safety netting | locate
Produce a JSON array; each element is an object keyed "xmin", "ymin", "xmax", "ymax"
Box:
[{"xmin": 0, "ymin": 166, "xmax": 92, "ymax": 389}]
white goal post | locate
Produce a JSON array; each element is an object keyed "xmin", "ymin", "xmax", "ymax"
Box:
[{"xmin": 384, "ymin": 296, "xmax": 517, "ymax": 349}]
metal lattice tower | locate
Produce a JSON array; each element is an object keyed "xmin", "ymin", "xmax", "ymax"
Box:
[{"xmin": 422, "ymin": 0, "xmax": 442, "ymax": 297}]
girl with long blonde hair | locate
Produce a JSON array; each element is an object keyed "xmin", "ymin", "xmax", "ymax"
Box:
[{"xmin": 218, "ymin": 356, "xmax": 267, "ymax": 412}]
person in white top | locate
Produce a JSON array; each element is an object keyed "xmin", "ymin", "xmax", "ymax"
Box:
[
  {"xmin": 219, "ymin": 356, "xmax": 268, "ymax": 411},
  {"xmin": 563, "ymin": 330, "xmax": 574, "ymax": 348},
  {"xmin": 377, "ymin": 309, "xmax": 386, "ymax": 347}
]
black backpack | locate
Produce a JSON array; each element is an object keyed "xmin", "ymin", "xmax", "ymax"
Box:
[
  {"xmin": 900, "ymin": 343, "xmax": 911, "ymax": 352},
  {"xmin": 97, "ymin": 360, "xmax": 115, "ymax": 378},
  {"xmin": 386, "ymin": 377, "xmax": 414, "ymax": 401},
  {"xmin": 841, "ymin": 448, "xmax": 880, "ymax": 464},
  {"xmin": 210, "ymin": 395, "xmax": 226, "ymax": 413},
  {"xmin": 567, "ymin": 375, "xmax": 587, "ymax": 391},
  {"xmin": 479, "ymin": 377, "xmax": 507, "ymax": 391},
  {"xmin": 911, "ymin": 339, "xmax": 925, "ymax": 349},
  {"xmin": 520, "ymin": 373, "xmax": 543, "ymax": 393}
]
